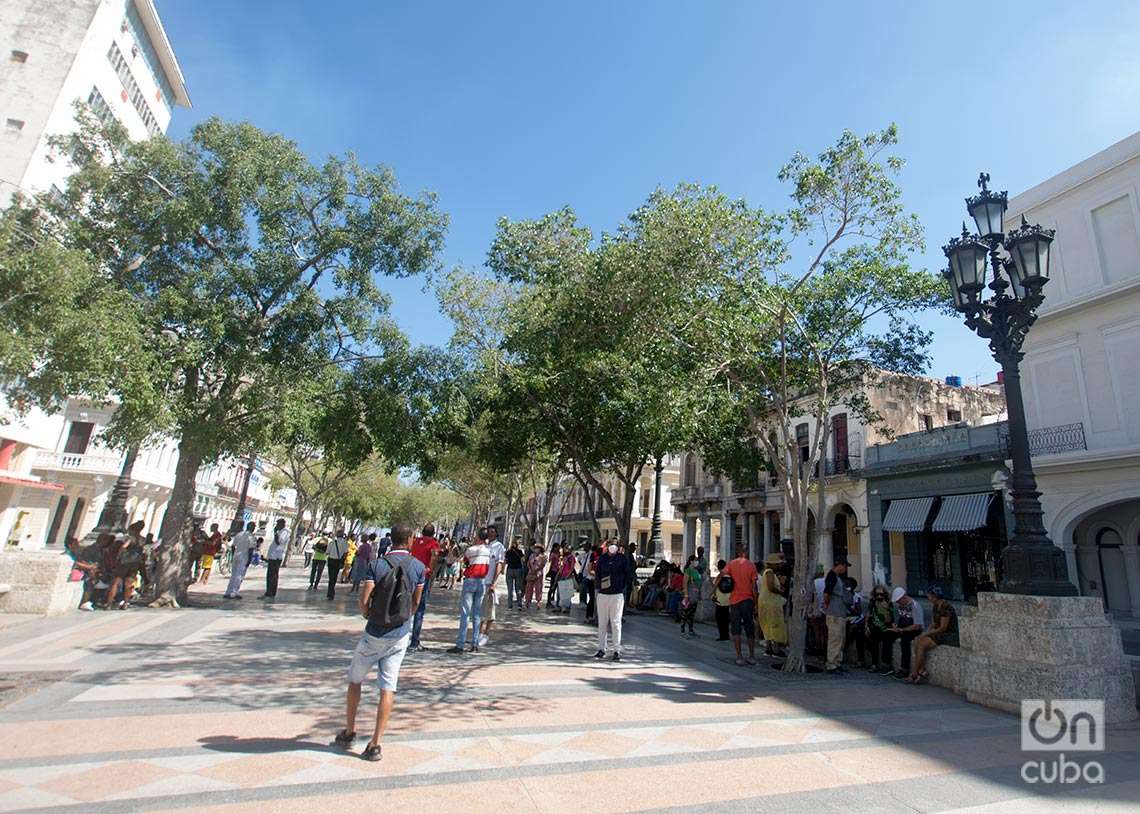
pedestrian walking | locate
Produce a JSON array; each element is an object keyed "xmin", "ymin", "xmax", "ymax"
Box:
[
  {"xmin": 451, "ymin": 530, "xmax": 491, "ymax": 653},
  {"xmin": 822, "ymin": 558, "xmax": 852, "ymax": 674},
  {"xmin": 199, "ymin": 524, "xmax": 223, "ymax": 585},
  {"xmin": 524, "ymin": 544, "xmax": 546, "ymax": 608},
  {"xmin": 336, "ymin": 523, "xmax": 425, "ymax": 762},
  {"xmin": 721, "ymin": 545, "xmax": 759, "ymax": 666},
  {"xmin": 546, "ymin": 544, "xmax": 562, "ymax": 608},
  {"xmin": 302, "ymin": 535, "xmax": 314, "ymax": 568},
  {"xmin": 680, "ymin": 555, "xmax": 701, "ymax": 638},
  {"xmin": 350, "ymin": 533, "xmax": 375, "ymax": 594},
  {"xmin": 408, "ymin": 524, "xmax": 441, "ymax": 651},
  {"xmin": 578, "ymin": 544, "xmax": 597, "ymax": 622},
  {"xmin": 555, "ymin": 547, "xmax": 577, "ymax": 613},
  {"xmin": 262, "ymin": 519, "xmax": 288, "ymax": 599},
  {"xmin": 504, "ymin": 538, "xmax": 525, "ymax": 609},
  {"xmin": 593, "ymin": 540, "xmax": 631, "ymax": 660},
  {"xmin": 308, "ymin": 534, "xmax": 328, "ymax": 590},
  {"xmin": 712, "ymin": 559, "xmax": 731, "ymax": 640},
  {"xmin": 758, "ymin": 552, "xmax": 788, "ymax": 655},
  {"xmin": 478, "ymin": 526, "xmax": 506, "ymax": 646},
  {"xmin": 325, "ymin": 531, "xmax": 349, "ymax": 600},
  {"xmin": 223, "ymin": 522, "xmax": 257, "ymax": 600}
]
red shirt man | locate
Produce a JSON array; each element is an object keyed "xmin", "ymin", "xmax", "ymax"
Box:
[
  {"xmin": 721, "ymin": 547, "xmax": 759, "ymax": 665},
  {"xmin": 409, "ymin": 527, "xmax": 441, "ymax": 576}
]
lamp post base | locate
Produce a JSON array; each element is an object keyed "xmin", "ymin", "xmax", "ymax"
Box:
[{"xmin": 999, "ymin": 542, "xmax": 1078, "ymax": 597}]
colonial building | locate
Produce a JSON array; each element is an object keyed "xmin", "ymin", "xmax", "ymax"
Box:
[
  {"xmin": 671, "ymin": 374, "xmax": 1006, "ymax": 589},
  {"xmin": 1007, "ymin": 131, "xmax": 1140, "ymax": 617},
  {"xmin": 550, "ymin": 456, "xmax": 685, "ymax": 560},
  {"xmin": 1, "ymin": 0, "xmax": 190, "ymax": 204},
  {"xmin": 0, "ymin": 398, "xmax": 297, "ymax": 548}
]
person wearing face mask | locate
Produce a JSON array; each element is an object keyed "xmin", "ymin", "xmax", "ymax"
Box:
[{"xmin": 593, "ymin": 540, "xmax": 632, "ymax": 661}]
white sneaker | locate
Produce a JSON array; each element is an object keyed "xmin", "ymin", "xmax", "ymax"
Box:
[
  {"xmin": 79, "ymin": 601, "xmax": 94, "ymax": 611},
  {"xmin": 478, "ymin": 634, "xmax": 489, "ymax": 647}
]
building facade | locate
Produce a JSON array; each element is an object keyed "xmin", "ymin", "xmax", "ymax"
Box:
[
  {"xmin": 1006, "ymin": 131, "xmax": 1140, "ymax": 617},
  {"xmin": 864, "ymin": 422, "xmax": 1013, "ymax": 602},
  {"xmin": 550, "ymin": 456, "xmax": 685, "ymax": 560},
  {"xmin": 671, "ymin": 374, "xmax": 1007, "ymax": 589},
  {"xmin": 1, "ymin": 0, "xmax": 190, "ymax": 204},
  {"xmin": 0, "ymin": 398, "xmax": 297, "ymax": 548}
]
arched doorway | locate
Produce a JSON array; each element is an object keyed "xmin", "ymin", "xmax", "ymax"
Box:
[{"xmin": 1096, "ymin": 528, "xmax": 1132, "ymax": 613}]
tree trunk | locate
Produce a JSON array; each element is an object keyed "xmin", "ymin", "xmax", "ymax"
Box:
[{"xmin": 151, "ymin": 436, "xmax": 204, "ymax": 608}]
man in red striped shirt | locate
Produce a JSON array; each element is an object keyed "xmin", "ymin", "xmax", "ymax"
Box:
[{"xmin": 449, "ymin": 530, "xmax": 491, "ymax": 654}]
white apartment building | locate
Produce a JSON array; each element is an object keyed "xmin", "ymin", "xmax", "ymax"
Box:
[
  {"xmin": 1, "ymin": 0, "xmax": 189, "ymax": 204},
  {"xmin": 1007, "ymin": 132, "xmax": 1140, "ymax": 617},
  {"xmin": 0, "ymin": 397, "xmax": 298, "ymax": 548}
]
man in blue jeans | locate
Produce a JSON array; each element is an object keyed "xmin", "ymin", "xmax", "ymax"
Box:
[
  {"xmin": 337, "ymin": 522, "xmax": 424, "ymax": 762},
  {"xmin": 450, "ymin": 530, "xmax": 491, "ymax": 654},
  {"xmin": 408, "ymin": 524, "xmax": 441, "ymax": 651}
]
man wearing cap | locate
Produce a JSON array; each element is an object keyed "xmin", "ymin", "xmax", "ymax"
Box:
[
  {"xmin": 885, "ymin": 586, "xmax": 925, "ymax": 677},
  {"xmin": 905, "ymin": 585, "xmax": 958, "ymax": 684},
  {"xmin": 821, "ymin": 557, "xmax": 851, "ymax": 674}
]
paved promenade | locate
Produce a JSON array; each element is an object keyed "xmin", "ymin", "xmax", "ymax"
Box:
[{"xmin": 1, "ymin": 565, "xmax": 1138, "ymax": 813}]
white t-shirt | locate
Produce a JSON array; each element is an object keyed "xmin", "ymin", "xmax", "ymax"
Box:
[
  {"xmin": 268, "ymin": 528, "xmax": 288, "ymax": 560},
  {"xmin": 326, "ymin": 536, "xmax": 349, "ymax": 560},
  {"xmin": 484, "ymin": 539, "xmax": 506, "ymax": 586},
  {"xmin": 232, "ymin": 531, "xmax": 255, "ymax": 556},
  {"xmin": 813, "ymin": 576, "xmax": 826, "ymax": 609}
]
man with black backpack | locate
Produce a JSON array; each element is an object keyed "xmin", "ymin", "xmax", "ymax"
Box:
[{"xmin": 336, "ymin": 522, "xmax": 425, "ymax": 762}]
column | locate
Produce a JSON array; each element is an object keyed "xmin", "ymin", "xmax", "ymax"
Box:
[
  {"xmin": 818, "ymin": 527, "xmax": 834, "ymax": 571},
  {"xmin": 700, "ymin": 511, "xmax": 711, "ymax": 561},
  {"xmin": 762, "ymin": 511, "xmax": 773, "ymax": 557},
  {"xmin": 720, "ymin": 508, "xmax": 732, "ymax": 562},
  {"xmin": 1121, "ymin": 545, "xmax": 1140, "ymax": 617},
  {"xmin": 682, "ymin": 515, "xmax": 696, "ymax": 561}
]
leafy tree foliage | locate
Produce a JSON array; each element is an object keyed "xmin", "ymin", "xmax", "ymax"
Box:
[{"xmin": 9, "ymin": 111, "xmax": 447, "ymax": 603}]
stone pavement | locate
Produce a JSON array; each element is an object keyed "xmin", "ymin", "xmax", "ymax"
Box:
[{"xmin": 1, "ymin": 565, "xmax": 1139, "ymax": 813}]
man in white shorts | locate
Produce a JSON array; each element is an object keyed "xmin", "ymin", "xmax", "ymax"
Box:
[
  {"xmin": 477, "ymin": 525, "xmax": 506, "ymax": 647},
  {"xmin": 336, "ymin": 522, "xmax": 425, "ymax": 762}
]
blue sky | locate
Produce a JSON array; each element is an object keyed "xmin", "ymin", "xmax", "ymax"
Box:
[{"xmin": 159, "ymin": 1, "xmax": 1140, "ymax": 384}]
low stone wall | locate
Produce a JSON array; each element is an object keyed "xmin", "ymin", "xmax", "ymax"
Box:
[
  {"xmin": 0, "ymin": 550, "xmax": 83, "ymax": 615},
  {"xmin": 924, "ymin": 593, "xmax": 1137, "ymax": 724}
]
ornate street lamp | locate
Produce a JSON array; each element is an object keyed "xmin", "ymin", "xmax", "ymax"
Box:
[{"xmin": 942, "ymin": 173, "xmax": 1076, "ymax": 596}]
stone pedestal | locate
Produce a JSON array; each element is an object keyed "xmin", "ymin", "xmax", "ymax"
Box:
[
  {"xmin": 0, "ymin": 550, "xmax": 83, "ymax": 615},
  {"xmin": 959, "ymin": 593, "xmax": 1137, "ymax": 723}
]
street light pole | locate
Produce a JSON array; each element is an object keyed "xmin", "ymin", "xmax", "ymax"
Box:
[
  {"xmin": 228, "ymin": 452, "xmax": 256, "ymax": 535},
  {"xmin": 942, "ymin": 173, "xmax": 1075, "ymax": 596},
  {"xmin": 649, "ymin": 454, "xmax": 664, "ymax": 558},
  {"xmin": 83, "ymin": 445, "xmax": 139, "ymax": 543}
]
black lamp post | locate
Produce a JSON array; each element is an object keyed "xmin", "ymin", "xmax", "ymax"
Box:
[{"xmin": 942, "ymin": 173, "xmax": 1076, "ymax": 596}]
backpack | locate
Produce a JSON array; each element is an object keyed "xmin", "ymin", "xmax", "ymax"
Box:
[
  {"xmin": 716, "ymin": 572, "xmax": 734, "ymax": 594},
  {"xmin": 368, "ymin": 555, "xmax": 414, "ymax": 633}
]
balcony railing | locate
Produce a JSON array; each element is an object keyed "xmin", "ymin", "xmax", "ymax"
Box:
[
  {"xmin": 999, "ymin": 422, "xmax": 1087, "ymax": 457},
  {"xmin": 823, "ymin": 453, "xmax": 862, "ymax": 477},
  {"xmin": 34, "ymin": 450, "xmax": 122, "ymax": 475}
]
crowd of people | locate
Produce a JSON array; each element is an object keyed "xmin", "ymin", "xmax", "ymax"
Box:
[{"xmin": 68, "ymin": 514, "xmax": 959, "ymax": 763}]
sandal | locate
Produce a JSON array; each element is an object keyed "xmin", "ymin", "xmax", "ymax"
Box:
[
  {"xmin": 735, "ymin": 658, "xmax": 746, "ymax": 666},
  {"xmin": 360, "ymin": 743, "xmax": 382, "ymax": 762},
  {"xmin": 334, "ymin": 729, "xmax": 356, "ymax": 747}
]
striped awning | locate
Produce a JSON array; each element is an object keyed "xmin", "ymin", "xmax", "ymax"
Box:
[
  {"xmin": 881, "ymin": 497, "xmax": 935, "ymax": 533},
  {"xmin": 932, "ymin": 492, "xmax": 994, "ymax": 532}
]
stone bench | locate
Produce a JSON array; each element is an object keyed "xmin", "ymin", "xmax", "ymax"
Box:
[{"xmin": 0, "ymin": 551, "xmax": 83, "ymax": 615}]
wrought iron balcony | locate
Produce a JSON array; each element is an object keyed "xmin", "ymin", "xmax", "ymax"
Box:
[{"xmin": 996, "ymin": 421, "xmax": 1086, "ymax": 457}]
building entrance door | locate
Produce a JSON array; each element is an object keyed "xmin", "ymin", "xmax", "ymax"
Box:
[{"xmin": 1096, "ymin": 528, "xmax": 1132, "ymax": 613}]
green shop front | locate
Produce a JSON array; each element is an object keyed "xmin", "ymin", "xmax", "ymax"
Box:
[{"xmin": 864, "ymin": 423, "xmax": 1013, "ymax": 602}]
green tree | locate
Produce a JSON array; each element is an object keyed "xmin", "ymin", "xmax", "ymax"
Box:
[
  {"xmin": 689, "ymin": 126, "xmax": 943, "ymax": 671},
  {"xmin": 441, "ymin": 186, "xmax": 752, "ymax": 549},
  {"xmin": 16, "ymin": 112, "xmax": 447, "ymax": 604},
  {"xmin": 0, "ymin": 211, "xmax": 155, "ymax": 416}
]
